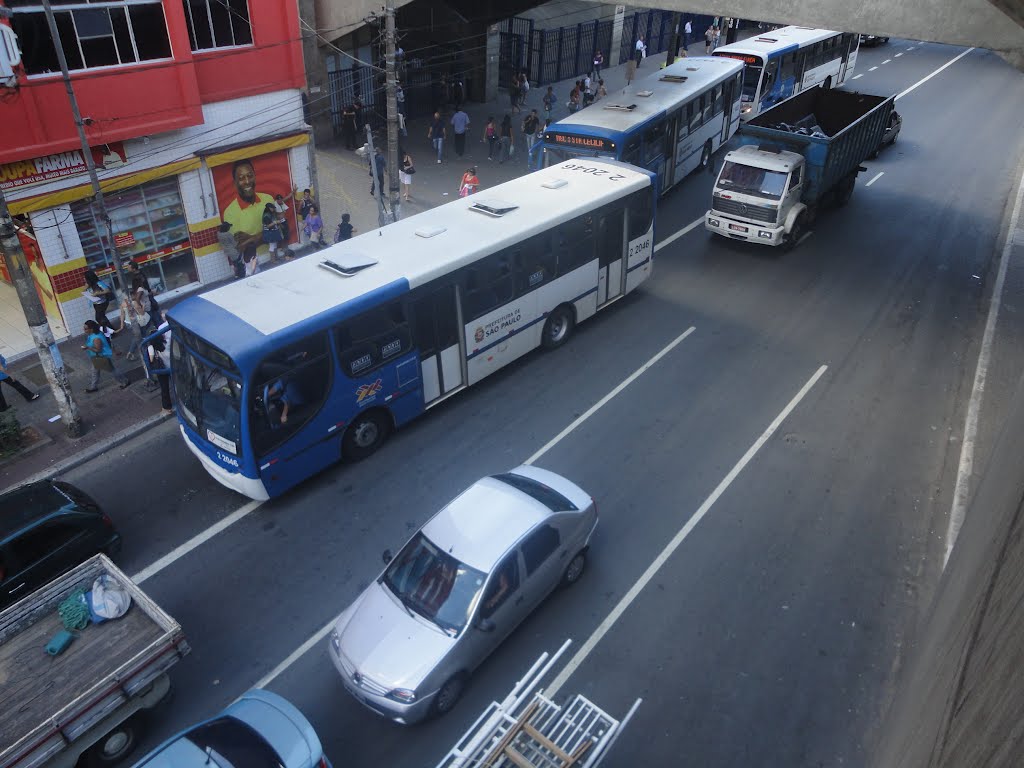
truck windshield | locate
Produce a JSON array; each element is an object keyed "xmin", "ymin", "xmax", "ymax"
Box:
[
  {"xmin": 172, "ymin": 339, "xmax": 243, "ymax": 456},
  {"xmin": 717, "ymin": 161, "xmax": 789, "ymax": 200}
]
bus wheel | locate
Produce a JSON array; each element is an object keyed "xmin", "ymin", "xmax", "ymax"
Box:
[
  {"xmin": 542, "ymin": 305, "xmax": 575, "ymax": 349},
  {"xmin": 343, "ymin": 410, "xmax": 391, "ymax": 461},
  {"xmin": 698, "ymin": 140, "xmax": 713, "ymax": 173},
  {"xmin": 823, "ymin": 76, "xmax": 833, "ymax": 90}
]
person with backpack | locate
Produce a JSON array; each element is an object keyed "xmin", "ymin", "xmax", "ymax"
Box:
[
  {"xmin": 145, "ymin": 319, "xmax": 173, "ymax": 416},
  {"xmin": 82, "ymin": 320, "xmax": 129, "ymax": 392},
  {"xmin": 83, "ymin": 269, "xmax": 116, "ymax": 337}
]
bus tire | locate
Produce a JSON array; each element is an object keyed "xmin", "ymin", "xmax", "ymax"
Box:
[
  {"xmin": 823, "ymin": 75, "xmax": 833, "ymax": 90},
  {"xmin": 698, "ymin": 140, "xmax": 713, "ymax": 173},
  {"xmin": 343, "ymin": 409, "xmax": 391, "ymax": 461},
  {"xmin": 542, "ymin": 305, "xmax": 575, "ymax": 350}
]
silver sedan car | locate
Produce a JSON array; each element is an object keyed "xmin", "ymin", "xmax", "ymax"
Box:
[{"xmin": 328, "ymin": 465, "xmax": 598, "ymax": 724}]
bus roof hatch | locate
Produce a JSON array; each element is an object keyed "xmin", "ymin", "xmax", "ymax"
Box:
[
  {"xmin": 317, "ymin": 253, "xmax": 378, "ymax": 277},
  {"xmin": 469, "ymin": 200, "xmax": 518, "ymax": 217}
]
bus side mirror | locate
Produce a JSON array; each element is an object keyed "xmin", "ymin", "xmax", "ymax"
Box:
[{"xmin": 382, "ymin": 549, "xmax": 393, "ymax": 565}]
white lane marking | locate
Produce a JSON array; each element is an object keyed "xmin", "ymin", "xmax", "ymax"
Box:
[
  {"xmin": 866, "ymin": 172, "xmax": 885, "ymax": 187},
  {"xmin": 882, "ymin": 59, "xmax": 892, "ymax": 64},
  {"xmin": 907, "ymin": 46, "xmax": 916, "ymax": 51},
  {"xmin": 655, "ymin": 216, "xmax": 704, "ymax": 252},
  {"xmin": 946, "ymin": 161, "xmax": 1024, "ymax": 566},
  {"xmin": 132, "ymin": 500, "xmax": 263, "ymax": 584},
  {"xmin": 895, "ymin": 52, "xmax": 903, "ymax": 57},
  {"xmin": 869, "ymin": 66, "xmax": 878, "ymax": 71},
  {"xmin": 525, "ymin": 327, "xmax": 697, "ymax": 465},
  {"xmin": 256, "ymin": 619, "xmax": 336, "ymax": 689},
  {"xmin": 254, "ymin": 326, "xmax": 699, "ymax": 688},
  {"xmin": 897, "ymin": 47, "xmax": 974, "ymax": 101},
  {"xmin": 546, "ymin": 365, "xmax": 829, "ymax": 697},
  {"xmin": 852, "ymin": 73, "xmax": 863, "ymax": 80}
]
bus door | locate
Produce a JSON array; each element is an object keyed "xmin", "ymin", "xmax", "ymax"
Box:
[
  {"xmin": 411, "ymin": 284, "xmax": 464, "ymax": 406},
  {"xmin": 661, "ymin": 112, "xmax": 680, "ymax": 191},
  {"xmin": 597, "ymin": 209, "xmax": 625, "ymax": 306},
  {"xmin": 643, "ymin": 121, "xmax": 669, "ymax": 195},
  {"xmin": 722, "ymin": 77, "xmax": 736, "ymax": 143}
]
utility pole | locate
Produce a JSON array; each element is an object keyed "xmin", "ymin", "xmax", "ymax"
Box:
[
  {"xmin": 666, "ymin": 12, "xmax": 681, "ymax": 68},
  {"xmin": 0, "ymin": 202, "xmax": 81, "ymax": 436},
  {"xmin": 384, "ymin": 0, "xmax": 401, "ymax": 223},
  {"xmin": 41, "ymin": 0, "xmax": 141, "ymax": 344}
]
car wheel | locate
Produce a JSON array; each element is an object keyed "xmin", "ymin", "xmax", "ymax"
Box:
[
  {"xmin": 541, "ymin": 305, "xmax": 574, "ymax": 350},
  {"xmin": 561, "ymin": 550, "xmax": 587, "ymax": 587},
  {"xmin": 88, "ymin": 716, "xmax": 140, "ymax": 767},
  {"xmin": 433, "ymin": 674, "xmax": 466, "ymax": 717},
  {"xmin": 342, "ymin": 410, "xmax": 391, "ymax": 461}
]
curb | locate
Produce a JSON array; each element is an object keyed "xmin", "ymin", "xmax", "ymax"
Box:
[{"xmin": 8, "ymin": 412, "xmax": 176, "ymax": 491}]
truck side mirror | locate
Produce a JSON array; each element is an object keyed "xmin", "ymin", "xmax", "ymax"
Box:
[{"xmin": 382, "ymin": 549, "xmax": 393, "ymax": 565}]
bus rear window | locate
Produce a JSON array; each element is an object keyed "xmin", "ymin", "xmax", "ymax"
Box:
[{"xmin": 492, "ymin": 473, "xmax": 578, "ymax": 512}]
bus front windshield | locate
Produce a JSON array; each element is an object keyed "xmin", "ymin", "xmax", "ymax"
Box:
[
  {"xmin": 172, "ymin": 339, "xmax": 243, "ymax": 455},
  {"xmin": 741, "ymin": 61, "xmax": 764, "ymax": 101}
]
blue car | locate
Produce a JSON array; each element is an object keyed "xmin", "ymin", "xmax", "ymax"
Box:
[{"xmin": 132, "ymin": 689, "xmax": 330, "ymax": 768}]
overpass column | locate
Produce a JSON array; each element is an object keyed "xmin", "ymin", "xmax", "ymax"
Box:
[
  {"xmin": 610, "ymin": 4, "xmax": 625, "ymax": 65},
  {"xmin": 486, "ymin": 23, "xmax": 500, "ymax": 103}
]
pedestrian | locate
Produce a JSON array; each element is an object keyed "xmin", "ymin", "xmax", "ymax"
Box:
[
  {"xmin": 82, "ymin": 320, "xmax": 129, "ymax": 392},
  {"xmin": 218, "ymin": 221, "xmax": 245, "ymax": 279},
  {"xmin": 82, "ymin": 269, "xmax": 116, "ymax": 336},
  {"xmin": 0, "ymin": 352, "xmax": 39, "ymax": 411},
  {"xmin": 626, "ymin": 57, "xmax": 637, "ymax": 86},
  {"xmin": 522, "ymin": 108, "xmax": 540, "ymax": 167},
  {"xmin": 298, "ymin": 188, "xmax": 315, "ymax": 221},
  {"xmin": 509, "ymin": 75, "xmax": 521, "ymax": 112},
  {"xmin": 683, "ymin": 19, "xmax": 692, "ymax": 51},
  {"xmin": 568, "ymin": 83, "xmax": 580, "ymax": 113},
  {"xmin": 459, "ymin": 167, "xmax": 479, "ymax": 197},
  {"xmin": 635, "ymin": 35, "xmax": 646, "ymax": 65},
  {"xmin": 124, "ymin": 259, "xmax": 160, "ymax": 320},
  {"xmin": 428, "ymin": 111, "xmax": 446, "ymax": 163},
  {"xmin": 592, "ymin": 49, "xmax": 604, "ymax": 80},
  {"xmin": 705, "ymin": 25, "xmax": 714, "ymax": 54},
  {"xmin": 334, "ymin": 212, "xmax": 355, "ymax": 243},
  {"xmin": 368, "ymin": 146, "xmax": 386, "ymax": 196},
  {"xmin": 453, "ymin": 78, "xmax": 465, "ymax": 109},
  {"xmin": 145, "ymin": 321, "xmax": 173, "ymax": 416},
  {"xmin": 450, "ymin": 106, "xmax": 470, "ymax": 157},
  {"xmin": 396, "ymin": 81, "xmax": 405, "ymax": 116},
  {"xmin": 519, "ymin": 73, "xmax": 530, "ymax": 106},
  {"xmin": 341, "ymin": 102, "xmax": 358, "ymax": 150},
  {"xmin": 542, "ymin": 86, "xmax": 556, "ymax": 121},
  {"xmin": 499, "ymin": 114, "xmax": 514, "ymax": 163},
  {"xmin": 582, "ymin": 77, "xmax": 595, "ymax": 107},
  {"xmin": 596, "ymin": 79, "xmax": 607, "ymax": 101},
  {"xmin": 304, "ymin": 205, "xmax": 324, "ymax": 248},
  {"xmin": 352, "ymin": 90, "xmax": 364, "ymax": 131},
  {"xmin": 273, "ymin": 193, "xmax": 291, "ymax": 242},
  {"xmin": 713, "ymin": 26, "xmax": 721, "ymax": 50},
  {"xmin": 262, "ymin": 202, "xmax": 285, "ymax": 262},
  {"xmin": 483, "ymin": 116, "xmax": 498, "ymax": 160},
  {"xmin": 399, "ymin": 151, "xmax": 415, "ymax": 201}
]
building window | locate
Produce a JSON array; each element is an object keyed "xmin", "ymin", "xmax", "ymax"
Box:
[
  {"xmin": 71, "ymin": 177, "xmax": 198, "ymax": 294},
  {"xmin": 10, "ymin": 1, "xmax": 171, "ymax": 76},
  {"xmin": 184, "ymin": 0, "xmax": 253, "ymax": 51}
]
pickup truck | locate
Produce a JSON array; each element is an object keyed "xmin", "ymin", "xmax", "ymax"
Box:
[
  {"xmin": 705, "ymin": 85, "xmax": 894, "ymax": 248},
  {"xmin": 0, "ymin": 554, "xmax": 189, "ymax": 768}
]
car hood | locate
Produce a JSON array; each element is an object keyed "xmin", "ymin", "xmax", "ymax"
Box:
[{"xmin": 335, "ymin": 583, "xmax": 455, "ymax": 690}]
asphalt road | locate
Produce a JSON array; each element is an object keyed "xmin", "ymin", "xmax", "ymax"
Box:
[{"xmin": 55, "ymin": 40, "xmax": 1024, "ymax": 767}]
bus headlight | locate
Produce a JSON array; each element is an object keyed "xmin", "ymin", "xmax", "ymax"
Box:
[
  {"xmin": 708, "ymin": 218, "xmax": 720, "ymax": 227},
  {"xmin": 758, "ymin": 230, "xmax": 773, "ymax": 239}
]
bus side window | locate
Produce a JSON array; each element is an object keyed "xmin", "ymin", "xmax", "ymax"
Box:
[
  {"xmin": 411, "ymin": 285, "xmax": 459, "ymax": 358},
  {"xmin": 556, "ymin": 216, "xmax": 595, "ymax": 275},
  {"xmin": 643, "ymin": 122, "xmax": 666, "ymax": 164},
  {"xmin": 463, "ymin": 253, "xmax": 515, "ymax": 320},
  {"xmin": 621, "ymin": 136, "xmax": 641, "ymax": 165},
  {"xmin": 627, "ymin": 191, "xmax": 652, "ymax": 240},
  {"xmin": 516, "ymin": 233, "xmax": 556, "ymax": 295},
  {"xmin": 763, "ymin": 60, "xmax": 779, "ymax": 94},
  {"xmin": 251, "ymin": 333, "xmax": 332, "ymax": 455},
  {"xmin": 687, "ymin": 98, "xmax": 702, "ymax": 133},
  {"xmin": 701, "ymin": 91, "xmax": 713, "ymax": 122},
  {"xmin": 711, "ymin": 85, "xmax": 723, "ymax": 117},
  {"xmin": 335, "ymin": 302, "xmax": 412, "ymax": 378},
  {"xmin": 780, "ymin": 53, "xmax": 795, "ymax": 83}
]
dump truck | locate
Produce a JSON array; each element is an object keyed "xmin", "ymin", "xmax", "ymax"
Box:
[
  {"xmin": 0, "ymin": 554, "xmax": 189, "ymax": 768},
  {"xmin": 705, "ymin": 85, "xmax": 895, "ymax": 247}
]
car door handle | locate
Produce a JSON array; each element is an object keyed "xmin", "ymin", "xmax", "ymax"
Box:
[{"xmin": 9, "ymin": 583, "xmax": 26, "ymax": 593}]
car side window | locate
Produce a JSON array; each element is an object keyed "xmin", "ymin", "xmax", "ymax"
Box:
[
  {"xmin": 521, "ymin": 525, "xmax": 560, "ymax": 576},
  {"xmin": 9, "ymin": 521, "xmax": 81, "ymax": 569},
  {"xmin": 480, "ymin": 554, "xmax": 519, "ymax": 618}
]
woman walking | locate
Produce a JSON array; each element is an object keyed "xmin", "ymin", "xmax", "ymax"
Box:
[
  {"xmin": 499, "ymin": 114, "xmax": 515, "ymax": 164},
  {"xmin": 459, "ymin": 167, "xmax": 480, "ymax": 197},
  {"xmin": 483, "ymin": 116, "xmax": 498, "ymax": 160},
  {"xmin": 82, "ymin": 320, "xmax": 129, "ymax": 392},
  {"xmin": 399, "ymin": 151, "xmax": 415, "ymax": 201},
  {"xmin": 83, "ymin": 269, "xmax": 115, "ymax": 336},
  {"xmin": 304, "ymin": 205, "xmax": 325, "ymax": 248}
]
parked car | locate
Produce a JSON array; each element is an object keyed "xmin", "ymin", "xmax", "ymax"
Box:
[
  {"xmin": 870, "ymin": 110, "xmax": 903, "ymax": 157},
  {"xmin": 130, "ymin": 688, "xmax": 331, "ymax": 768},
  {"xmin": 0, "ymin": 480, "xmax": 120, "ymax": 610},
  {"xmin": 859, "ymin": 33, "xmax": 890, "ymax": 46},
  {"xmin": 328, "ymin": 465, "xmax": 598, "ymax": 724}
]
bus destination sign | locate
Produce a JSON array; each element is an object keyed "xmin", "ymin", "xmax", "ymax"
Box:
[
  {"xmin": 547, "ymin": 133, "xmax": 615, "ymax": 152},
  {"xmin": 715, "ymin": 53, "xmax": 759, "ymax": 65}
]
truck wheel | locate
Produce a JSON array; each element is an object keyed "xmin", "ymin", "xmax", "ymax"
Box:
[
  {"xmin": 784, "ymin": 214, "xmax": 807, "ymax": 251},
  {"xmin": 342, "ymin": 410, "xmax": 391, "ymax": 461},
  {"xmin": 88, "ymin": 716, "xmax": 141, "ymax": 766},
  {"xmin": 835, "ymin": 176, "xmax": 856, "ymax": 207},
  {"xmin": 697, "ymin": 140, "xmax": 713, "ymax": 173}
]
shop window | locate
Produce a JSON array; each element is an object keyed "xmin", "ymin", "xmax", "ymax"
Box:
[
  {"xmin": 71, "ymin": 177, "xmax": 197, "ymax": 294},
  {"xmin": 184, "ymin": 0, "xmax": 253, "ymax": 51},
  {"xmin": 336, "ymin": 302, "xmax": 412, "ymax": 379},
  {"xmin": 11, "ymin": 2, "xmax": 171, "ymax": 75},
  {"xmin": 250, "ymin": 334, "xmax": 332, "ymax": 456}
]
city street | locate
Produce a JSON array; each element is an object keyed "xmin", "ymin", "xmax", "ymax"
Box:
[{"xmin": 52, "ymin": 40, "xmax": 1024, "ymax": 766}]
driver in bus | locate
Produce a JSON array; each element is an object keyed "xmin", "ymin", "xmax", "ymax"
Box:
[{"xmin": 266, "ymin": 377, "xmax": 304, "ymax": 425}]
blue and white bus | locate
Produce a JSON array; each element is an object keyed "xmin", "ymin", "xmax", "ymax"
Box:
[
  {"xmin": 713, "ymin": 26, "xmax": 859, "ymax": 121},
  {"xmin": 168, "ymin": 159, "xmax": 656, "ymax": 500},
  {"xmin": 537, "ymin": 57, "xmax": 744, "ymax": 197}
]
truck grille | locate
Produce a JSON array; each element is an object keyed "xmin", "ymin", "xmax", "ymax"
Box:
[{"xmin": 712, "ymin": 197, "xmax": 777, "ymax": 224}]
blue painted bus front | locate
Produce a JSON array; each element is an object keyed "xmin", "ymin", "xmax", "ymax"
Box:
[
  {"xmin": 758, "ymin": 44, "xmax": 799, "ymax": 113},
  {"xmin": 169, "ymin": 278, "xmax": 426, "ymax": 499},
  {"xmin": 538, "ymin": 117, "xmax": 667, "ymax": 188}
]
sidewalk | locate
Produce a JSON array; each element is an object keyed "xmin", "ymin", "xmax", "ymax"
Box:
[{"xmin": 0, "ymin": 39, "xmax": 733, "ymax": 491}]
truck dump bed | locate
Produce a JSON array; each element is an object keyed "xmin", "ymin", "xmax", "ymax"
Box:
[
  {"xmin": 736, "ymin": 86, "xmax": 894, "ymax": 202},
  {"xmin": 0, "ymin": 555, "xmax": 189, "ymax": 768}
]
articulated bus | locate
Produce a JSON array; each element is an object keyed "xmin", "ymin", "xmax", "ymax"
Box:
[
  {"xmin": 168, "ymin": 159, "xmax": 657, "ymax": 500},
  {"xmin": 537, "ymin": 57, "xmax": 744, "ymax": 196},
  {"xmin": 713, "ymin": 26, "xmax": 860, "ymax": 121}
]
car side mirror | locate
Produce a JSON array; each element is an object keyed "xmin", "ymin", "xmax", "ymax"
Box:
[
  {"xmin": 382, "ymin": 549, "xmax": 393, "ymax": 565},
  {"xmin": 477, "ymin": 617, "xmax": 496, "ymax": 633}
]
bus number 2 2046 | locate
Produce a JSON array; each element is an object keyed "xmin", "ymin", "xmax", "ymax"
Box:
[{"xmin": 562, "ymin": 163, "xmax": 625, "ymax": 181}]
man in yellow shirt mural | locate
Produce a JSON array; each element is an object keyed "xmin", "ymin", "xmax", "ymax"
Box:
[{"xmin": 221, "ymin": 159, "xmax": 276, "ymax": 263}]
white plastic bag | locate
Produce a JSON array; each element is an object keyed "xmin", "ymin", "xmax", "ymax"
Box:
[{"xmin": 91, "ymin": 574, "xmax": 132, "ymax": 620}]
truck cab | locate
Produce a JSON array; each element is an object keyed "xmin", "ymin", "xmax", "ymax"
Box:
[{"xmin": 706, "ymin": 145, "xmax": 806, "ymax": 247}]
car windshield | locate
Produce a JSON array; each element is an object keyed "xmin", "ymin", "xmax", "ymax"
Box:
[
  {"xmin": 182, "ymin": 718, "xmax": 281, "ymax": 768},
  {"xmin": 717, "ymin": 161, "xmax": 789, "ymax": 200},
  {"xmin": 172, "ymin": 339, "xmax": 243, "ymax": 456},
  {"xmin": 382, "ymin": 532, "xmax": 486, "ymax": 637}
]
